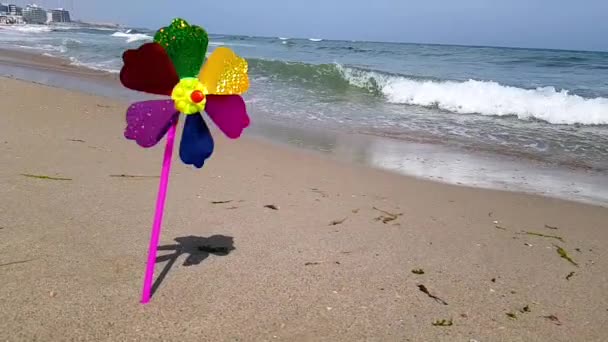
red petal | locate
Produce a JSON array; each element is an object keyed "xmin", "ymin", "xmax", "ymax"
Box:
[{"xmin": 119, "ymin": 42, "xmax": 179, "ymax": 96}]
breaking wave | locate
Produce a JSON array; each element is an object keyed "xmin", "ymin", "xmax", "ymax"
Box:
[
  {"xmin": 110, "ymin": 31, "xmax": 153, "ymax": 43},
  {"xmin": 249, "ymin": 59, "xmax": 608, "ymax": 125}
]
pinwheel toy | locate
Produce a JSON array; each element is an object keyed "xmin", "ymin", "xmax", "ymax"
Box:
[{"xmin": 119, "ymin": 18, "xmax": 250, "ymax": 304}]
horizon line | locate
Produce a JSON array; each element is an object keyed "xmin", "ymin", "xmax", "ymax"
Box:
[{"xmin": 48, "ymin": 19, "xmax": 608, "ymax": 53}]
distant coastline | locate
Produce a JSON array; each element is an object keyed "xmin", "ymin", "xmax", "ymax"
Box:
[
  {"xmin": 71, "ymin": 20, "xmax": 122, "ymax": 29},
  {"xmin": 0, "ymin": 19, "xmax": 122, "ymax": 29}
]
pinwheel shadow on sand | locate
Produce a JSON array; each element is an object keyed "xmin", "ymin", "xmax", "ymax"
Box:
[{"xmin": 151, "ymin": 235, "xmax": 235, "ymax": 297}]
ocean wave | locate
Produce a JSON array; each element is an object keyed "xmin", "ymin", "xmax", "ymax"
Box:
[
  {"xmin": 209, "ymin": 41, "xmax": 256, "ymax": 47},
  {"xmin": 496, "ymin": 53, "xmax": 607, "ymax": 70},
  {"xmin": 248, "ymin": 59, "xmax": 355, "ymax": 90},
  {"xmin": 110, "ymin": 31, "xmax": 152, "ymax": 43},
  {"xmin": 337, "ymin": 66, "xmax": 608, "ymax": 125},
  {"xmin": 13, "ymin": 37, "xmax": 82, "ymax": 54},
  {"xmin": 68, "ymin": 56, "xmax": 120, "ymax": 73},
  {"xmin": 14, "ymin": 44, "xmax": 67, "ymax": 53},
  {"xmin": 249, "ymin": 58, "xmax": 608, "ymax": 125},
  {"xmin": 316, "ymin": 45, "xmax": 372, "ymax": 53},
  {"xmin": 51, "ymin": 25, "xmax": 117, "ymax": 31},
  {"xmin": 0, "ymin": 25, "xmax": 52, "ymax": 33},
  {"xmin": 62, "ymin": 38, "xmax": 82, "ymax": 46}
]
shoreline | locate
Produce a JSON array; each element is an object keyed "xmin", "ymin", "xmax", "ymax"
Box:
[
  {"xmin": 1, "ymin": 75, "xmax": 607, "ymax": 341},
  {"xmin": 1, "ymin": 47, "xmax": 608, "ymax": 207}
]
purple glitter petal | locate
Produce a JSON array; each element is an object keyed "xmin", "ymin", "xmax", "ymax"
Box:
[
  {"xmin": 204, "ymin": 95, "xmax": 250, "ymax": 139},
  {"xmin": 125, "ymin": 100, "xmax": 179, "ymax": 148}
]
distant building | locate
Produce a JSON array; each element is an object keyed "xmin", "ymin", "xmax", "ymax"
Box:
[
  {"xmin": 23, "ymin": 4, "xmax": 46, "ymax": 24},
  {"xmin": 0, "ymin": 3, "xmax": 8, "ymax": 15},
  {"xmin": 50, "ymin": 8, "xmax": 70, "ymax": 22},
  {"xmin": 8, "ymin": 4, "xmax": 21, "ymax": 16}
]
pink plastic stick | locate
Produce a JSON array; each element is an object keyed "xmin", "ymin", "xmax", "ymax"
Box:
[{"xmin": 141, "ymin": 119, "xmax": 178, "ymax": 304}]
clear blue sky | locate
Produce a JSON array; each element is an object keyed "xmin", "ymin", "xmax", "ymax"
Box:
[{"xmin": 24, "ymin": 0, "xmax": 608, "ymax": 51}]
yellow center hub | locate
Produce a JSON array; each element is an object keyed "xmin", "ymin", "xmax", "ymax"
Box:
[{"xmin": 171, "ymin": 77, "xmax": 207, "ymax": 115}]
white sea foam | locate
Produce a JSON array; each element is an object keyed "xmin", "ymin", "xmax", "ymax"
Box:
[
  {"xmin": 110, "ymin": 31, "xmax": 152, "ymax": 43},
  {"xmin": 278, "ymin": 37, "xmax": 289, "ymax": 40},
  {"xmin": 15, "ymin": 43, "xmax": 67, "ymax": 53},
  {"xmin": 308, "ymin": 38, "xmax": 323, "ymax": 42},
  {"xmin": 209, "ymin": 41, "xmax": 256, "ymax": 48},
  {"xmin": 0, "ymin": 25, "xmax": 52, "ymax": 33},
  {"xmin": 338, "ymin": 66, "xmax": 608, "ymax": 125},
  {"xmin": 68, "ymin": 56, "xmax": 120, "ymax": 73},
  {"xmin": 62, "ymin": 38, "xmax": 82, "ymax": 45},
  {"xmin": 49, "ymin": 25, "xmax": 79, "ymax": 30},
  {"xmin": 51, "ymin": 25, "xmax": 116, "ymax": 31}
]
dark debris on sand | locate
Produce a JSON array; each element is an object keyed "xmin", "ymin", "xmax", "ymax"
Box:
[
  {"xmin": 543, "ymin": 315, "xmax": 562, "ymax": 326},
  {"xmin": 373, "ymin": 207, "xmax": 403, "ymax": 224},
  {"xmin": 21, "ymin": 173, "xmax": 72, "ymax": 181},
  {"xmin": 418, "ymin": 284, "xmax": 448, "ymax": 305},
  {"xmin": 211, "ymin": 200, "xmax": 233, "ymax": 204},
  {"xmin": 329, "ymin": 218, "xmax": 347, "ymax": 226},
  {"xmin": 432, "ymin": 319, "xmax": 453, "ymax": 327}
]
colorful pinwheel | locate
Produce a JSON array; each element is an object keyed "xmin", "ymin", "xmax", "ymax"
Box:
[
  {"xmin": 118, "ymin": 18, "xmax": 250, "ymax": 304},
  {"xmin": 120, "ymin": 18, "xmax": 250, "ymax": 168}
]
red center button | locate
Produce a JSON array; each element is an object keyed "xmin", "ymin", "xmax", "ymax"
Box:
[{"xmin": 190, "ymin": 90, "xmax": 205, "ymax": 103}]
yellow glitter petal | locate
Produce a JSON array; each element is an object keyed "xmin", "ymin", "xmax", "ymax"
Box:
[{"xmin": 198, "ymin": 47, "xmax": 249, "ymax": 95}]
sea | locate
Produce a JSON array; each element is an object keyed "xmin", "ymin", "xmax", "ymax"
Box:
[{"xmin": 1, "ymin": 24, "xmax": 607, "ymax": 205}]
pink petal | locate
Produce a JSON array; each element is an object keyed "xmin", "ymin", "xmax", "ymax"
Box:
[{"xmin": 204, "ymin": 95, "xmax": 250, "ymax": 139}]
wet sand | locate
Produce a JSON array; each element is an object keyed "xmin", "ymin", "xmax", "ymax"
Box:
[
  {"xmin": 2, "ymin": 47, "xmax": 608, "ymax": 207},
  {"xmin": 1, "ymin": 75, "xmax": 608, "ymax": 341}
]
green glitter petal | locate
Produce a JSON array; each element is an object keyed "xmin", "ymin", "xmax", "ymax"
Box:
[{"xmin": 154, "ymin": 18, "xmax": 209, "ymax": 78}]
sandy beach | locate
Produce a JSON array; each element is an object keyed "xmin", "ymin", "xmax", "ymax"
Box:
[{"xmin": 1, "ymin": 73, "xmax": 607, "ymax": 341}]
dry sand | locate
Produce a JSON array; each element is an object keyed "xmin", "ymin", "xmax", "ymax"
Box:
[{"xmin": 1, "ymin": 76, "xmax": 607, "ymax": 341}]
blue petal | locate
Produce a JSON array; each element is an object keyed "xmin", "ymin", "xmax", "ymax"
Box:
[{"xmin": 179, "ymin": 113, "xmax": 214, "ymax": 168}]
